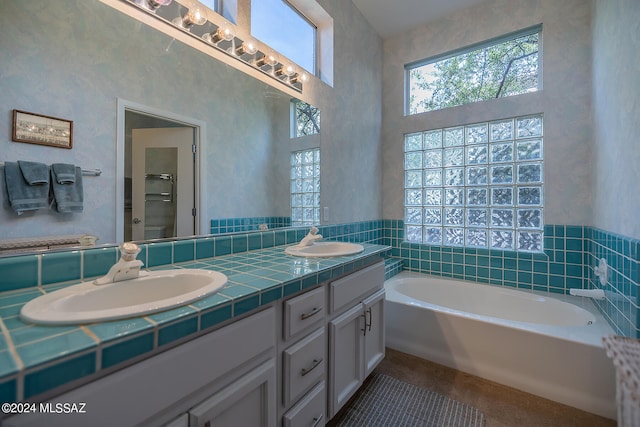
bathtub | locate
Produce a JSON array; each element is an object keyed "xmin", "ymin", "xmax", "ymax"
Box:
[{"xmin": 385, "ymin": 271, "xmax": 617, "ymax": 419}]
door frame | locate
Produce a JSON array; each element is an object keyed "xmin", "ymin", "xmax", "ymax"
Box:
[{"xmin": 116, "ymin": 98, "xmax": 208, "ymax": 243}]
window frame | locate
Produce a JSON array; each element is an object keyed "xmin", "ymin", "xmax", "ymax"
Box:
[
  {"xmin": 290, "ymin": 147, "xmax": 321, "ymax": 226},
  {"xmin": 405, "ymin": 25, "xmax": 543, "ymax": 115},
  {"xmin": 292, "ymin": 100, "xmax": 321, "ymax": 138},
  {"xmin": 250, "ymin": 0, "xmax": 318, "ymax": 76}
]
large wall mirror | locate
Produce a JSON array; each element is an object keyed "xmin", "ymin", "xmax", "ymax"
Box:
[{"xmin": 0, "ymin": 0, "xmax": 316, "ymax": 256}]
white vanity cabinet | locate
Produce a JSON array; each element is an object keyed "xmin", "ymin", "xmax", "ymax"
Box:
[
  {"xmin": 6, "ymin": 258, "xmax": 387, "ymax": 427},
  {"xmin": 5, "ymin": 307, "xmax": 277, "ymax": 427},
  {"xmin": 327, "ymin": 261, "xmax": 385, "ymax": 419}
]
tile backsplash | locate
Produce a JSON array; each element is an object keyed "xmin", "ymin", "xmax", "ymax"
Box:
[
  {"xmin": 0, "ymin": 219, "xmax": 637, "ymax": 336},
  {"xmin": 382, "ymin": 220, "xmax": 639, "ymax": 337},
  {"xmin": 210, "ymin": 216, "xmax": 291, "ymax": 234}
]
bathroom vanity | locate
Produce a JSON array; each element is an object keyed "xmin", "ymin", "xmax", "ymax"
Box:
[{"xmin": 2, "ymin": 246, "xmax": 387, "ymax": 427}]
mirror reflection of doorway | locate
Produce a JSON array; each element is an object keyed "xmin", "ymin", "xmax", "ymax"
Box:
[{"xmin": 124, "ymin": 111, "xmax": 197, "ymax": 242}]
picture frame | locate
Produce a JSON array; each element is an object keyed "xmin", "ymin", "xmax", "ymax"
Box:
[{"xmin": 12, "ymin": 109, "xmax": 73, "ymax": 149}]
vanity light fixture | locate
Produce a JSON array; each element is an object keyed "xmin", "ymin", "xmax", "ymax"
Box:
[
  {"xmin": 122, "ymin": 0, "xmax": 305, "ymax": 93},
  {"xmin": 236, "ymin": 38, "xmax": 259, "ymax": 56},
  {"xmin": 134, "ymin": 0, "xmax": 172, "ymax": 12},
  {"xmin": 202, "ymin": 21, "xmax": 234, "ymax": 44},
  {"xmin": 172, "ymin": 2, "xmax": 208, "ymax": 30}
]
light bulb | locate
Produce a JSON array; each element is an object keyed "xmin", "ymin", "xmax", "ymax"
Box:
[
  {"xmin": 203, "ymin": 22, "xmax": 235, "ymax": 44},
  {"xmin": 236, "ymin": 38, "xmax": 259, "ymax": 56},
  {"xmin": 173, "ymin": 2, "xmax": 207, "ymax": 29},
  {"xmin": 281, "ymin": 63, "xmax": 297, "ymax": 77},
  {"xmin": 256, "ymin": 50, "xmax": 278, "ymax": 67}
]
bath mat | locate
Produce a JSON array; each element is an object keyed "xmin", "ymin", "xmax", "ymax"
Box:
[{"xmin": 333, "ymin": 373, "xmax": 485, "ymax": 427}]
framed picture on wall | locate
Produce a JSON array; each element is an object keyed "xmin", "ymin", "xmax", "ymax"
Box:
[{"xmin": 12, "ymin": 109, "xmax": 73, "ymax": 149}]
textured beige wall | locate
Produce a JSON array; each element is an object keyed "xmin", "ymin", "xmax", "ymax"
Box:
[
  {"xmin": 591, "ymin": 0, "xmax": 640, "ymax": 239},
  {"xmin": 381, "ymin": 0, "xmax": 594, "ymax": 227}
]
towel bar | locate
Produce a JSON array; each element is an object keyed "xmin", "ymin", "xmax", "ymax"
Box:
[{"xmin": 0, "ymin": 162, "xmax": 101, "ymax": 176}]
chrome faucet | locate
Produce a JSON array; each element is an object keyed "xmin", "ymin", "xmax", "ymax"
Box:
[
  {"xmin": 297, "ymin": 226, "xmax": 323, "ymax": 247},
  {"xmin": 94, "ymin": 242, "xmax": 144, "ymax": 285}
]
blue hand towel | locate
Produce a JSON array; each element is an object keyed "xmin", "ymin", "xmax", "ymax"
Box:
[
  {"xmin": 51, "ymin": 166, "xmax": 83, "ymax": 213},
  {"xmin": 4, "ymin": 162, "xmax": 49, "ymax": 215},
  {"xmin": 51, "ymin": 163, "xmax": 76, "ymax": 184},
  {"xmin": 17, "ymin": 161, "xmax": 49, "ymax": 185}
]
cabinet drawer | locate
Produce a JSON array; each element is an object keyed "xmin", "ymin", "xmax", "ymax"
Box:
[
  {"xmin": 284, "ymin": 286, "xmax": 325, "ymax": 340},
  {"xmin": 189, "ymin": 359, "xmax": 276, "ymax": 427},
  {"xmin": 330, "ymin": 261, "xmax": 384, "ymax": 313},
  {"xmin": 283, "ymin": 382, "xmax": 326, "ymax": 427},
  {"xmin": 283, "ymin": 327, "xmax": 326, "ymax": 406}
]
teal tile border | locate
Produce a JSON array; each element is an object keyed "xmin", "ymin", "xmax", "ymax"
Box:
[
  {"xmin": 41, "ymin": 251, "xmax": 81, "ymax": 285},
  {"xmin": 158, "ymin": 315, "xmax": 198, "ymax": 347},
  {"xmin": 211, "ymin": 216, "xmax": 291, "ymax": 234},
  {"xmin": 101, "ymin": 332, "xmax": 154, "ymax": 369},
  {"xmin": 83, "ymin": 247, "xmax": 118, "ymax": 279},
  {"xmin": 0, "ymin": 255, "xmax": 38, "ymax": 291},
  {"xmin": 23, "ymin": 352, "xmax": 96, "ymax": 399}
]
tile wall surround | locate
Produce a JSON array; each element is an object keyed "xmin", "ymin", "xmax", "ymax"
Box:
[
  {"xmin": 210, "ymin": 216, "xmax": 292, "ymax": 234},
  {"xmin": 383, "ymin": 219, "xmax": 639, "ymax": 338},
  {"xmin": 0, "ymin": 219, "xmax": 637, "ymax": 405}
]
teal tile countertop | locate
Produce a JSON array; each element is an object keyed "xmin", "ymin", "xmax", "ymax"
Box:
[{"xmin": 0, "ymin": 243, "xmax": 390, "ymax": 403}]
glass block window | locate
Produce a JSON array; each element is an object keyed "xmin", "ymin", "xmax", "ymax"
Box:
[
  {"xmin": 406, "ymin": 27, "xmax": 540, "ymax": 115},
  {"xmin": 294, "ymin": 100, "xmax": 320, "ymax": 137},
  {"xmin": 291, "ymin": 148, "xmax": 320, "ymax": 226},
  {"xmin": 404, "ymin": 114, "xmax": 544, "ymax": 251}
]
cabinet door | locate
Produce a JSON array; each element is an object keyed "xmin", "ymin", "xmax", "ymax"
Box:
[
  {"xmin": 362, "ymin": 289, "xmax": 385, "ymax": 377},
  {"xmin": 189, "ymin": 360, "xmax": 276, "ymax": 427},
  {"xmin": 328, "ymin": 303, "xmax": 364, "ymax": 418}
]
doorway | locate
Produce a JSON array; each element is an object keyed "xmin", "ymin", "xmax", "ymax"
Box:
[
  {"xmin": 116, "ymin": 99, "xmax": 207, "ymax": 243},
  {"xmin": 130, "ymin": 128, "xmax": 195, "ymax": 240}
]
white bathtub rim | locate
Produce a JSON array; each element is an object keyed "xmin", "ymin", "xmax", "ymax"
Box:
[{"xmin": 385, "ymin": 271, "xmax": 614, "ymax": 348}]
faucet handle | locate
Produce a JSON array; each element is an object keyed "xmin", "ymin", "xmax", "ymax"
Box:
[{"xmin": 120, "ymin": 242, "xmax": 141, "ymax": 261}]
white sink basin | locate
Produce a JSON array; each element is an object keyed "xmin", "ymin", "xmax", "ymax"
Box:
[
  {"xmin": 20, "ymin": 269, "xmax": 227, "ymax": 325},
  {"xmin": 285, "ymin": 242, "xmax": 364, "ymax": 258}
]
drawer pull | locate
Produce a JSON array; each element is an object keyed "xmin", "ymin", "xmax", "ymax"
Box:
[
  {"xmin": 300, "ymin": 358, "xmax": 323, "ymax": 377},
  {"xmin": 361, "ymin": 308, "xmax": 372, "ymax": 336},
  {"xmin": 311, "ymin": 413, "xmax": 324, "ymax": 427},
  {"xmin": 300, "ymin": 306, "xmax": 322, "ymax": 320}
]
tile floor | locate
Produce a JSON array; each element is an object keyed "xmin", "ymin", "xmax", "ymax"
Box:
[{"xmin": 330, "ymin": 348, "xmax": 616, "ymax": 427}]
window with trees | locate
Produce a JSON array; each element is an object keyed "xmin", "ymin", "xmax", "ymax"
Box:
[
  {"xmin": 407, "ymin": 27, "xmax": 541, "ymax": 115},
  {"xmin": 404, "ymin": 115, "xmax": 544, "ymax": 252},
  {"xmin": 293, "ymin": 101, "xmax": 320, "ymax": 137}
]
